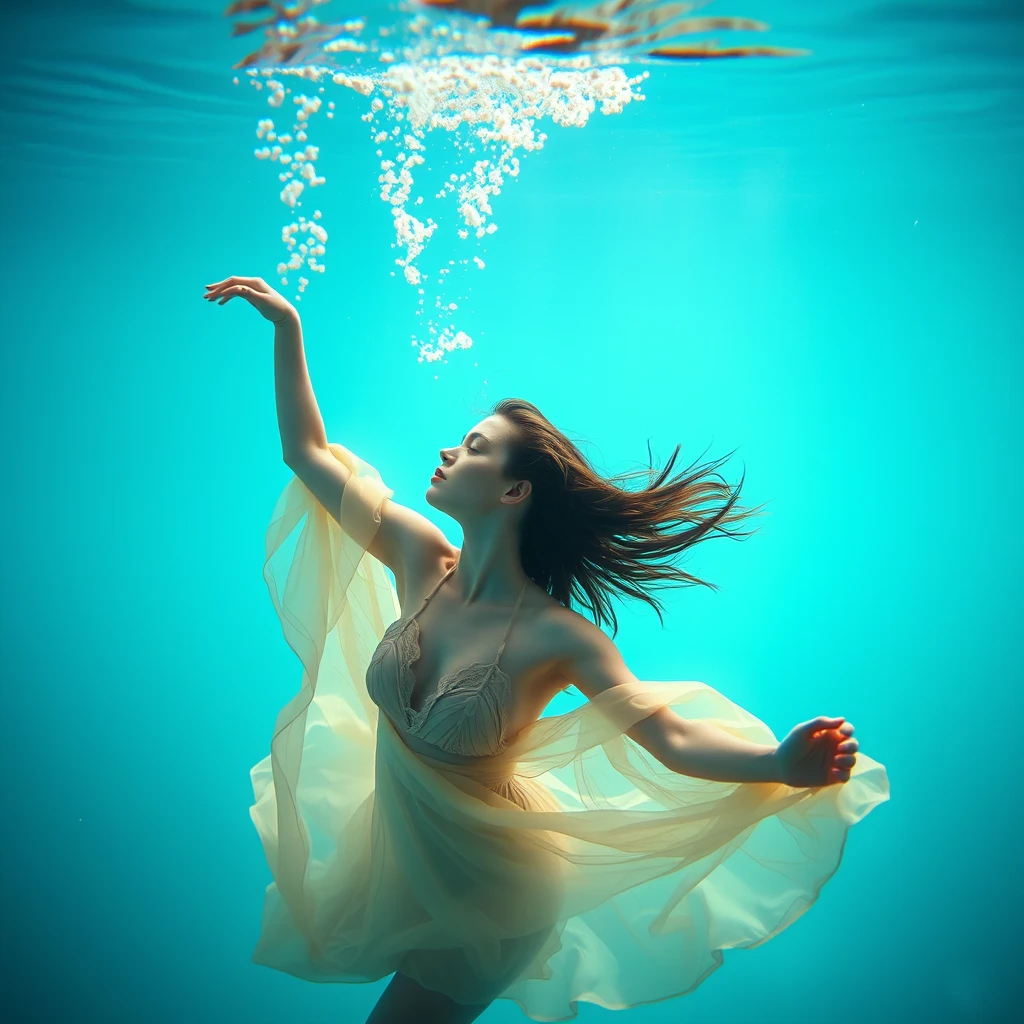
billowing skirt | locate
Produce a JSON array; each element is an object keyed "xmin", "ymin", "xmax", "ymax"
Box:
[{"xmin": 248, "ymin": 443, "xmax": 890, "ymax": 1020}]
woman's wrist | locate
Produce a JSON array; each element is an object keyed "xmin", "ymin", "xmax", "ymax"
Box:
[{"xmin": 272, "ymin": 304, "xmax": 300, "ymax": 327}]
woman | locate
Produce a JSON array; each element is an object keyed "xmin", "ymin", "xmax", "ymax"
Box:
[{"xmin": 205, "ymin": 276, "xmax": 889, "ymax": 1024}]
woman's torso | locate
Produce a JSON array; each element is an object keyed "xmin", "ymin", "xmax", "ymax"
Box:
[{"xmin": 366, "ymin": 548, "xmax": 572, "ymax": 759}]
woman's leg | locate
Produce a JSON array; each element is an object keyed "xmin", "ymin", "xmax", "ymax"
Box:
[{"xmin": 363, "ymin": 971, "xmax": 494, "ymax": 1024}]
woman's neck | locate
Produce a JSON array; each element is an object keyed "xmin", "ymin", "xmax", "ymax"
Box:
[{"xmin": 448, "ymin": 531, "xmax": 527, "ymax": 608}]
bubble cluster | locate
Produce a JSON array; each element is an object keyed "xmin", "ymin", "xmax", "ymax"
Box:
[
  {"xmin": 245, "ymin": 64, "xmax": 372, "ymax": 302},
  {"xmin": 240, "ymin": 46, "xmax": 647, "ymax": 359}
]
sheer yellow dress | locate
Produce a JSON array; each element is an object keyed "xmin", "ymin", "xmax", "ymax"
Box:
[{"xmin": 248, "ymin": 443, "xmax": 890, "ymax": 1021}]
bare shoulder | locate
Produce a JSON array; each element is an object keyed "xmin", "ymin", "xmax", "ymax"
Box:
[
  {"xmin": 536, "ymin": 602, "xmax": 613, "ymax": 662},
  {"xmin": 528, "ymin": 601, "xmax": 619, "ymax": 690},
  {"xmin": 536, "ymin": 603, "xmax": 640, "ymax": 702},
  {"xmin": 535, "ymin": 601, "xmax": 688, "ymax": 766}
]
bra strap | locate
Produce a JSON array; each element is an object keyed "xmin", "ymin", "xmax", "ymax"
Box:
[
  {"xmin": 494, "ymin": 576, "xmax": 529, "ymax": 663},
  {"xmin": 413, "ymin": 561, "xmax": 458, "ymax": 619}
]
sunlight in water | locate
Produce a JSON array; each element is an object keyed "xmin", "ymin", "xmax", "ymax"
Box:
[{"xmin": 225, "ymin": 0, "xmax": 805, "ymax": 363}]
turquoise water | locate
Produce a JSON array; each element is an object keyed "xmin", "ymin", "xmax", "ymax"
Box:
[{"xmin": 2, "ymin": 0, "xmax": 1019, "ymax": 1020}]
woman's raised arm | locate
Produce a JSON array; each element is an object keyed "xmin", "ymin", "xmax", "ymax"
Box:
[
  {"xmin": 203, "ymin": 275, "xmax": 327, "ymax": 462},
  {"xmin": 203, "ymin": 275, "xmax": 455, "ymax": 592}
]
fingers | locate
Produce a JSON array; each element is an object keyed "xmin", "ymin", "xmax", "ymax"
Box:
[
  {"xmin": 205, "ymin": 275, "xmax": 265, "ymax": 288},
  {"xmin": 801, "ymin": 716, "xmax": 844, "ymax": 734},
  {"xmin": 804, "ymin": 718, "xmax": 855, "ymax": 739},
  {"xmin": 833, "ymin": 730, "xmax": 858, "ymax": 776},
  {"xmin": 204, "ymin": 275, "xmax": 266, "ymax": 298},
  {"xmin": 209, "ymin": 284, "xmax": 250, "ymax": 305}
]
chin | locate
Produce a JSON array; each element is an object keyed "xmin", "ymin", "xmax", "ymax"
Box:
[{"xmin": 426, "ymin": 486, "xmax": 457, "ymax": 517}]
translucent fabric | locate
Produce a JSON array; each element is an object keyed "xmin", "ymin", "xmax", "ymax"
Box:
[{"xmin": 249, "ymin": 442, "xmax": 890, "ymax": 1020}]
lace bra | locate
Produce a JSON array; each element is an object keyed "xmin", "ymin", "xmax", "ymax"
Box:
[{"xmin": 365, "ymin": 560, "xmax": 529, "ymax": 758}]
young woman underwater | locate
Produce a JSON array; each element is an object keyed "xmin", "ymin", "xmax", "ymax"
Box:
[{"xmin": 205, "ymin": 276, "xmax": 889, "ymax": 1024}]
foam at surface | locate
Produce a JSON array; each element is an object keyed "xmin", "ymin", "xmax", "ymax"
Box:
[{"xmin": 238, "ymin": 43, "xmax": 647, "ymax": 363}]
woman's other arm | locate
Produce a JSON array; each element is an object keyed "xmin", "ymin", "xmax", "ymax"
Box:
[{"xmin": 560, "ymin": 616, "xmax": 858, "ymax": 787}]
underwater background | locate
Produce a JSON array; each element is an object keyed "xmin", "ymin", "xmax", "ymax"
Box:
[{"xmin": 1, "ymin": 0, "xmax": 1020, "ymax": 1021}]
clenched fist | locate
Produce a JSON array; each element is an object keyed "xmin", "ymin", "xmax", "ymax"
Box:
[{"xmin": 776, "ymin": 716, "xmax": 858, "ymax": 788}]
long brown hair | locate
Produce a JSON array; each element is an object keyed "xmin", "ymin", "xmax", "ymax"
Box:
[{"xmin": 491, "ymin": 398, "xmax": 771, "ymax": 638}]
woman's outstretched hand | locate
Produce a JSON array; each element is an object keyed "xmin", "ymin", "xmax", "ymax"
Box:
[
  {"xmin": 776, "ymin": 716, "xmax": 858, "ymax": 788},
  {"xmin": 204, "ymin": 276, "xmax": 297, "ymax": 325}
]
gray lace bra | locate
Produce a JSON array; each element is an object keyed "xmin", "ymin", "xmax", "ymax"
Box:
[{"xmin": 365, "ymin": 561, "xmax": 529, "ymax": 758}]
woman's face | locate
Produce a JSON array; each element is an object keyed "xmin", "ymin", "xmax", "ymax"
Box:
[{"xmin": 427, "ymin": 414, "xmax": 530, "ymax": 517}]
